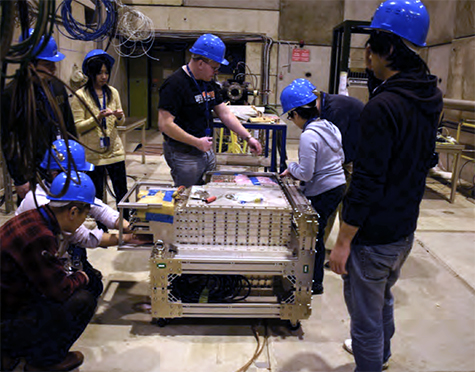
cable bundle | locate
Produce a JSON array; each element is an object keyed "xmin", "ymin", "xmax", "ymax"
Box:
[
  {"xmin": 112, "ymin": 2, "xmax": 158, "ymax": 60},
  {"xmin": 58, "ymin": 0, "xmax": 116, "ymax": 42},
  {"xmin": 171, "ymin": 274, "xmax": 251, "ymax": 303},
  {"xmin": 2, "ymin": 2, "xmax": 56, "ymax": 68},
  {"xmin": 0, "ymin": 2, "xmax": 110, "ymax": 203},
  {"xmin": 116, "ymin": 6, "xmax": 153, "ymax": 42}
]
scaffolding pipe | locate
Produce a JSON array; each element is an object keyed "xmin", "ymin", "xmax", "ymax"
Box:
[{"xmin": 443, "ymin": 98, "xmax": 475, "ymax": 112}]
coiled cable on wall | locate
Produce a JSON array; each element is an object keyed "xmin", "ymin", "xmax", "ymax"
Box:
[
  {"xmin": 112, "ymin": 1, "xmax": 158, "ymax": 60},
  {"xmin": 57, "ymin": 0, "xmax": 116, "ymax": 42}
]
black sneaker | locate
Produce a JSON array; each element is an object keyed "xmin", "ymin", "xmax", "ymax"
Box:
[{"xmin": 312, "ymin": 283, "xmax": 324, "ymax": 295}]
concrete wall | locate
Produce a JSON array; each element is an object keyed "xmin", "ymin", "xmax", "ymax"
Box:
[{"xmin": 279, "ymin": 0, "xmax": 344, "ymax": 45}]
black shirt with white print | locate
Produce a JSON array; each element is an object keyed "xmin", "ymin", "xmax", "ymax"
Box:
[{"xmin": 158, "ymin": 67, "xmax": 223, "ymax": 154}]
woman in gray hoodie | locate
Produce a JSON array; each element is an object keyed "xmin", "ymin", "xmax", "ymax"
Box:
[{"xmin": 280, "ymin": 79, "xmax": 346, "ymax": 295}]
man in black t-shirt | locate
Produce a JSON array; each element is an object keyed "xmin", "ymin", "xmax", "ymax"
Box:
[{"xmin": 158, "ymin": 34, "xmax": 262, "ymax": 187}]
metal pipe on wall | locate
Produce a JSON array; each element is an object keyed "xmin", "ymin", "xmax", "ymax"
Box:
[{"xmin": 443, "ymin": 98, "xmax": 475, "ymax": 112}]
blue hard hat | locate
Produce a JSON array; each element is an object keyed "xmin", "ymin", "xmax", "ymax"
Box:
[
  {"xmin": 189, "ymin": 34, "xmax": 229, "ymax": 66},
  {"xmin": 369, "ymin": 0, "xmax": 430, "ymax": 47},
  {"xmin": 280, "ymin": 79, "xmax": 318, "ymax": 115},
  {"xmin": 40, "ymin": 139, "xmax": 94, "ymax": 172},
  {"xmin": 292, "ymin": 78, "xmax": 317, "ymax": 92},
  {"xmin": 47, "ymin": 171, "xmax": 98, "ymax": 205},
  {"xmin": 20, "ymin": 29, "xmax": 65, "ymax": 62},
  {"xmin": 82, "ymin": 49, "xmax": 115, "ymax": 75}
]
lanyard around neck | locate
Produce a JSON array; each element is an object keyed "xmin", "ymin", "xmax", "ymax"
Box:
[
  {"xmin": 100, "ymin": 87, "xmax": 107, "ymax": 129},
  {"xmin": 186, "ymin": 64, "xmax": 211, "ymax": 127}
]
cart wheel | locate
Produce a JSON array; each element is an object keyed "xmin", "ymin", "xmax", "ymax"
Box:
[
  {"xmin": 156, "ymin": 318, "xmax": 170, "ymax": 327},
  {"xmin": 287, "ymin": 320, "xmax": 301, "ymax": 331}
]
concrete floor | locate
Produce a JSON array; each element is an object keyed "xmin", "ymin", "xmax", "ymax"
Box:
[{"xmin": 2, "ymin": 129, "xmax": 475, "ymax": 372}]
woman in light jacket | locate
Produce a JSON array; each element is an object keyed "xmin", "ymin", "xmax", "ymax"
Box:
[
  {"xmin": 71, "ymin": 49, "xmax": 128, "ymax": 215},
  {"xmin": 280, "ymin": 79, "xmax": 346, "ymax": 295}
]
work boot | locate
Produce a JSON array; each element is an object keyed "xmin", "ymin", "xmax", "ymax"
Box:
[
  {"xmin": 1, "ymin": 354, "xmax": 20, "ymax": 371},
  {"xmin": 24, "ymin": 351, "xmax": 84, "ymax": 371}
]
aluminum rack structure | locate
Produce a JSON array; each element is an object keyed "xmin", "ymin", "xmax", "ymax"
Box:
[{"xmin": 118, "ymin": 171, "xmax": 318, "ymax": 328}]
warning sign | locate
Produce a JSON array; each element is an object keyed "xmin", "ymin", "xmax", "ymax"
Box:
[{"xmin": 292, "ymin": 48, "xmax": 310, "ymax": 62}]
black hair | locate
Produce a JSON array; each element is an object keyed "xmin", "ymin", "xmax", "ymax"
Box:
[
  {"xmin": 293, "ymin": 99, "xmax": 319, "ymax": 120},
  {"xmin": 50, "ymin": 201, "xmax": 91, "ymax": 213},
  {"xmin": 84, "ymin": 56, "xmax": 112, "ymax": 109},
  {"xmin": 367, "ymin": 30, "xmax": 430, "ymax": 74}
]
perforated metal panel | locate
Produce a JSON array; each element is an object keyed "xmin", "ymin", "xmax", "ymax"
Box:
[{"xmin": 175, "ymin": 185, "xmax": 292, "ymax": 246}]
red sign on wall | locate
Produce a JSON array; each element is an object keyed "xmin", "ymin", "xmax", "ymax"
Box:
[{"xmin": 292, "ymin": 48, "xmax": 310, "ymax": 62}]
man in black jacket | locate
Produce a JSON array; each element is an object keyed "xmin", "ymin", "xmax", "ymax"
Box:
[{"xmin": 329, "ymin": 1, "xmax": 443, "ymax": 371}]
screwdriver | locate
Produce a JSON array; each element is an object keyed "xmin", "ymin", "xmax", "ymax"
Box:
[{"xmin": 190, "ymin": 195, "xmax": 217, "ymax": 203}]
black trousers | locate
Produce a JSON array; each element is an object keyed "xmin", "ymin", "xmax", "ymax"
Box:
[
  {"xmin": 308, "ymin": 184, "xmax": 346, "ymax": 286},
  {"xmin": 68, "ymin": 245, "xmax": 104, "ymax": 299},
  {"xmin": 1, "ymin": 290, "xmax": 96, "ymax": 367},
  {"xmin": 87, "ymin": 160, "xmax": 129, "ymax": 221}
]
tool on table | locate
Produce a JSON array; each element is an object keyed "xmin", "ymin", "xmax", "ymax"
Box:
[
  {"xmin": 190, "ymin": 190, "xmax": 216, "ymax": 203},
  {"xmin": 172, "ymin": 185, "xmax": 186, "ymax": 200}
]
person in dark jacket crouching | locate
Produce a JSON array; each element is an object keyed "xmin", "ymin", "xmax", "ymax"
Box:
[
  {"xmin": 329, "ymin": 0, "xmax": 443, "ymax": 371},
  {"xmin": 1, "ymin": 172, "xmax": 98, "ymax": 372}
]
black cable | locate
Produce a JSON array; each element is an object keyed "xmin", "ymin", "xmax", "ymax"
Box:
[{"xmin": 171, "ymin": 274, "xmax": 252, "ymax": 303}]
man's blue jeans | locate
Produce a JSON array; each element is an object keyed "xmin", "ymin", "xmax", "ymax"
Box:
[
  {"xmin": 343, "ymin": 233, "xmax": 414, "ymax": 372},
  {"xmin": 163, "ymin": 142, "xmax": 216, "ymax": 187}
]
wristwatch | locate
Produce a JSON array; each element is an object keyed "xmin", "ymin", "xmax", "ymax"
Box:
[{"xmin": 243, "ymin": 133, "xmax": 253, "ymax": 142}]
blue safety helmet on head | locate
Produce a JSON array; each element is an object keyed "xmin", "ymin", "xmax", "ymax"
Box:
[
  {"xmin": 292, "ymin": 78, "xmax": 317, "ymax": 92},
  {"xmin": 280, "ymin": 79, "xmax": 318, "ymax": 115},
  {"xmin": 369, "ymin": 0, "xmax": 430, "ymax": 47},
  {"xmin": 47, "ymin": 171, "xmax": 98, "ymax": 205},
  {"xmin": 40, "ymin": 139, "xmax": 94, "ymax": 172},
  {"xmin": 189, "ymin": 34, "xmax": 229, "ymax": 66},
  {"xmin": 19, "ymin": 28, "xmax": 65, "ymax": 62},
  {"xmin": 82, "ymin": 49, "xmax": 115, "ymax": 75}
]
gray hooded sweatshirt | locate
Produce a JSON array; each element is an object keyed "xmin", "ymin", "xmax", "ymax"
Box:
[{"xmin": 288, "ymin": 118, "xmax": 346, "ymax": 197}]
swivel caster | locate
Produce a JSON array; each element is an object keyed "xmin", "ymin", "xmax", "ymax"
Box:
[
  {"xmin": 287, "ymin": 320, "xmax": 301, "ymax": 331},
  {"xmin": 152, "ymin": 318, "xmax": 170, "ymax": 328}
]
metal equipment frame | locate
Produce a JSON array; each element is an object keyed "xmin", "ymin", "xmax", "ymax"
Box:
[
  {"xmin": 212, "ymin": 121, "xmax": 288, "ymax": 173},
  {"xmin": 328, "ymin": 20, "xmax": 371, "ymax": 95},
  {"xmin": 118, "ymin": 172, "xmax": 318, "ymax": 328}
]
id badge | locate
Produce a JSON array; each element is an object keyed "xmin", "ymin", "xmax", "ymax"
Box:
[
  {"xmin": 205, "ymin": 128, "xmax": 211, "ymax": 137},
  {"xmin": 100, "ymin": 136, "xmax": 110, "ymax": 148}
]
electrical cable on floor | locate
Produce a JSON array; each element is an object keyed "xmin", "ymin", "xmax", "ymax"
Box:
[
  {"xmin": 416, "ymin": 238, "xmax": 475, "ymax": 295},
  {"xmin": 235, "ymin": 323, "xmax": 269, "ymax": 372}
]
